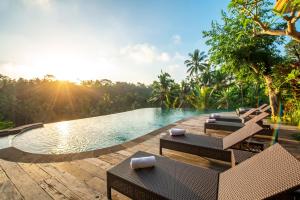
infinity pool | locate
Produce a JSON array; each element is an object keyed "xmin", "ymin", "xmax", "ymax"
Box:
[{"xmin": 11, "ymin": 108, "xmax": 207, "ymax": 154}]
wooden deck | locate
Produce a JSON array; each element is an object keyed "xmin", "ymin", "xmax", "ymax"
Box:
[{"xmin": 0, "ymin": 115, "xmax": 299, "ymax": 200}]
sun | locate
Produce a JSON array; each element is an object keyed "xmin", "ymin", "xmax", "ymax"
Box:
[{"xmin": 22, "ymin": 42, "xmax": 118, "ymax": 83}]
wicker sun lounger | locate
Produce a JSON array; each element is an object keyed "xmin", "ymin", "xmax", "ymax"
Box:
[
  {"xmin": 107, "ymin": 143, "xmax": 300, "ymax": 200},
  {"xmin": 213, "ymin": 105, "xmax": 270, "ymax": 123},
  {"xmin": 204, "ymin": 112, "xmax": 271, "ymax": 135},
  {"xmin": 236, "ymin": 103, "xmax": 267, "ymax": 116},
  {"xmin": 160, "ymin": 123, "xmax": 264, "ymax": 166}
]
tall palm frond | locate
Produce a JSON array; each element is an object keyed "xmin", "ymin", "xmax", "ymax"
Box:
[{"xmin": 184, "ymin": 49, "xmax": 208, "ymax": 77}]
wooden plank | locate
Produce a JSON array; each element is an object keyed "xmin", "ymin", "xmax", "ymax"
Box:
[
  {"xmin": 84, "ymin": 158, "xmax": 112, "ymax": 170},
  {"xmin": 53, "ymin": 162, "xmax": 94, "ymax": 182},
  {"xmin": 0, "ymin": 160, "xmax": 52, "ymax": 200},
  {"xmin": 98, "ymin": 155, "xmax": 121, "ymax": 165},
  {"xmin": 51, "ymin": 162, "xmax": 105, "ymax": 198},
  {"xmin": 109, "ymin": 153, "xmax": 127, "ymax": 161},
  {"xmin": 38, "ymin": 163, "xmax": 98, "ymax": 200},
  {"xmin": 43, "ymin": 178, "xmax": 82, "ymax": 200},
  {"xmin": 0, "ymin": 167, "xmax": 23, "ymax": 200},
  {"xmin": 85, "ymin": 177, "xmax": 106, "ymax": 195},
  {"xmin": 19, "ymin": 163, "xmax": 81, "ymax": 200},
  {"xmin": 71, "ymin": 160, "xmax": 106, "ymax": 180},
  {"xmin": 18, "ymin": 163, "xmax": 51, "ymax": 183},
  {"xmin": 54, "ymin": 161, "xmax": 107, "ymax": 199},
  {"xmin": 116, "ymin": 150, "xmax": 132, "ymax": 157}
]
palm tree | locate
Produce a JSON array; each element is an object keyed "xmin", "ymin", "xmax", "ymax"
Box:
[
  {"xmin": 215, "ymin": 87, "xmax": 235, "ymax": 110},
  {"xmin": 187, "ymin": 85, "xmax": 211, "ymax": 110},
  {"xmin": 177, "ymin": 80, "xmax": 191, "ymax": 108},
  {"xmin": 199, "ymin": 64, "xmax": 212, "ymax": 86},
  {"xmin": 209, "ymin": 69, "xmax": 232, "ymax": 98},
  {"xmin": 148, "ymin": 71, "xmax": 175, "ymax": 109},
  {"xmin": 184, "ymin": 49, "xmax": 208, "ymax": 77}
]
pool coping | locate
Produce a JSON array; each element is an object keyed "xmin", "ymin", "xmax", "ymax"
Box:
[
  {"xmin": 0, "ymin": 123, "xmax": 44, "ymax": 137},
  {"xmin": 0, "ymin": 116, "xmax": 198, "ymax": 163}
]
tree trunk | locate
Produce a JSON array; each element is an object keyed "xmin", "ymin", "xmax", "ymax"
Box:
[
  {"xmin": 240, "ymin": 85, "xmax": 244, "ymax": 106},
  {"xmin": 255, "ymin": 82, "xmax": 259, "ymax": 107},
  {"xmin": 264, "ymin": 75, "xmax": 279, "ymax": 117}
]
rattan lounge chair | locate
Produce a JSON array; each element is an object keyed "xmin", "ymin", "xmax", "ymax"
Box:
[
  {"xmin": 204, "ymin": 112, "xmax": 271, "ymax": 135},
  {"xmin": 107, "ymin": 143, "xmax": 300, "ymax": 200},
  {"xmin": 213, "ymin": 105, "xmax": 270, "ymax": 123},
  {"xmin": 160, "ymin": 123, "xmax": 264, "ymax": 166},
  {"xmin": 236, "ymin": 103, "xmax": 268, "ymax": 116}
]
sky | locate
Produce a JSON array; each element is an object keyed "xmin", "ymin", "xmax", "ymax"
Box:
[{"xmin": 0, "ymin": 0, "xmax": 231, "ymax": 84}]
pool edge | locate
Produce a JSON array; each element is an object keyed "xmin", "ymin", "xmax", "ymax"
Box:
[{"xmin": 0, "ymin": 116, "xmax": 197, "ymax": 163}]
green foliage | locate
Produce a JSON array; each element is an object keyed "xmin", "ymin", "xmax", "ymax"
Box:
[
  {"xmin": 203, "ymin": 6, "xmax": 294, "ymax": 117},
  {"xmin": 0, "ymin": 120, "xmax": 14, "ymax": 130},
  {"xmin": 187, "ymin": 85, "xmax": 211, "ymax": 110},
  {"xmin": 229, "ymin": 0, "xmax": 300, "ymax": 42},
  {"xmin": 282, "ymin": 99, "xmax": 300, "ymax": 126},
  {"xmin": 184, "ymin": 49, "xmax": 208, "ymax": 77},
  {"xmin": 150, "ymin": 0, "xmax": 300, "ymax": 126},
  {"xmin": 0, "ymin": 75, "xmax": 152, "ymax": 125},
  {"xmin": 148, "ymin": 71, "xmax": 176, "ymax": 109},
  {"xmin": 285, "ymin": 40, "xmax": 300, "ymax": 62}
]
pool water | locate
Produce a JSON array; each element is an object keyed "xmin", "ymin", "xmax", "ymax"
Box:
[{"xmin": 12, "ymin": 108, "xmax": 209, "ymax": 154}]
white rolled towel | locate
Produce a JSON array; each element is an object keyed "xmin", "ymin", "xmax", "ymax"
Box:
[
  {"xmin": 206, "ymin": 118, "xmax": 216, "ymax": 123},
  {"xmin": 169, "ymin": 128, "xmax": 186, "ymax": 136},
  {"xmin": 130, "ymin": 156, "xmax": 156, "ymax": 169},
  {"xmin": 209, "ymin": 113, "xmax": 220, "ymax": 118}
]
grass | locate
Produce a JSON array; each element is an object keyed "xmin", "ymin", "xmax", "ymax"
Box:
[{"xmin": 0, "ymin": 121, "xmax": 14, "ymax": 130}]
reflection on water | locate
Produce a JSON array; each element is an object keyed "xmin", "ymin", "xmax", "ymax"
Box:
[
  {"xmin": 12, "ymin": 108, "xmax": 207, "ymax": 154},
  {"xmin": 56, "ymin": 121, "xmax": 70, "ymax": 136}
]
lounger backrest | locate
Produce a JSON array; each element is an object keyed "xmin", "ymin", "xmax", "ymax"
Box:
[
  {"xmin": 222, "ymin": 123, "xmax": 263, "ymax": 150},
  {"xmin": 260, "ymin": 105, "xmax": 270, "ymax": 112},
  {"xmin": 218, "ymin": 144, "xmax": 300, "ymax": 200},
  {"xmin": 240, "ymin": 108, "xmax": 257, "ymax": 119},
  {"xmin": 244, "ymin": 112, "xmax": 269, "ymax": 125},
  {"xmin": 257, "ymin": 103, "xmax": 268, "ymax": 110}
]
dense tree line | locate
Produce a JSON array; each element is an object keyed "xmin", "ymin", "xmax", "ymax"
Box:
[{"xmin": 0, "ymin": 75, "xmax": 152, "ymax": 128}]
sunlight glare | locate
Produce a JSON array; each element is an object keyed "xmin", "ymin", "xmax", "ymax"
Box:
[
  {"xmin": 55, "ymin": 121, "xmax": 70, "ymax": 136},
  {"xmin": 26, "ymin": 46, "xmax": 116, "ymax": 82}
]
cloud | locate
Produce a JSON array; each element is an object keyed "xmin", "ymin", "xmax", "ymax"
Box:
[
  {"xmin": 118, "ymin": 43, "xmax": 187, "ymax": 82},
  {"xmin": 22, "ymin": 0, "xmax": 52, "ymax": 10},
  {"xmin": 158, "ymin": 52, "xmax": 171, "ymax": 62},
  {"xmin": 171, "ymin": 34, "xmax": 182, "ymax": 45},
  {"xmin": 120, "ymin": 43, "xmax": 156, "ymax": 63},
  {"xmin": 120, "ymin": 43, "xmax": 172, "ymax": 64},
  {"xmin": 165, "ymin": 64, "xmax": 180, "ymax": 73},
  {"xmin": 0, "ymin": 40, "xmax": 187, "ymax": 84},
  {"xmin": 0, "ymin": 61, "xmax": 43, "ymax": 79}
]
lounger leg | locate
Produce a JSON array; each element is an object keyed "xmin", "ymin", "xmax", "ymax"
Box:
[
  {"xmin": 230, "ymin": 150, "xmax": 236, "ymax": 167},
  {"xmin": 107, "ymin": 183, "xmax": 112, "ymax": 199}
]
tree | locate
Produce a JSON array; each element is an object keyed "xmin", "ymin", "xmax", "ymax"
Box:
[
  {"xmin": 209, "ymin": 69, "xmax": 233, "ymax": 98},
  {"xmin": 285, "ymin": 40, "xmax": 300, "ymax": 62},
  {"xmin": 148, "ymin": 71, "xmax": 175, "ymax": 109},
  {"xmin": 215, "ymin": 87, "xmax": 235, "ymax": 110},
  {"xmin": 188, "ymin": 85, "xmax": 211, "ymax": 110},
  {"xmin": 203, "ymin": 10, "xmax": 286, "ymax": 117},
  {"xmin": 177, "ymin": 80, "xmax": 192, "ymax": 108},
  {"xmin": 230, "ymin": 0, "xmax": 300, "ymax": 42},
  {"xmin": 0, "ymin": 75, "xmax": 153, "ymax": 128},
  {"xmin": 184, "ymin": 49, "xmax": 208, "ymax": 77}
]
